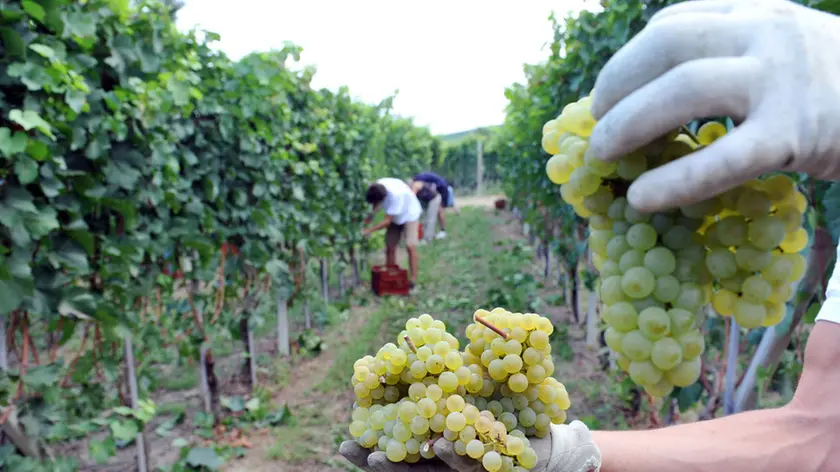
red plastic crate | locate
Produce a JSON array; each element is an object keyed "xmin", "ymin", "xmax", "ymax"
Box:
[
  {"xmin": 371, "ymin": 264, "xmax": 410, "ymax": 296},
  {"xmin": 418, "ymin": 223, "xmax": 424, "ymax": 241}
]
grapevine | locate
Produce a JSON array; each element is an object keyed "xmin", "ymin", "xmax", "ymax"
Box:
[
  {"xmin": 348, "ymin": 309, "xmax": 569, "ymax": 471},
  {"xmin": 542, "ymin": 94, "xmax": 808, "ymax": 396}
]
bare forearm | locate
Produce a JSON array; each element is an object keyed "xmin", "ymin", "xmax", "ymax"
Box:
[{"xmin": 595, "ymin": 406, "xmax": 827, "ymax": 472}]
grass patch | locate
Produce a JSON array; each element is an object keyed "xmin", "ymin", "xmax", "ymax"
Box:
[{"xmin": 159, "ymin": 366, "xmax": 198, "ymax": 391}]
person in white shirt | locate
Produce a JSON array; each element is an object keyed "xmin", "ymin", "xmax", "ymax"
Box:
[
  {"xmin": 362, "ymin": 178, "xmax": 423, "ymax": 287},
  {"xmin": 342, "ymin": 1, "xmax": 840, "ymax": 471}
]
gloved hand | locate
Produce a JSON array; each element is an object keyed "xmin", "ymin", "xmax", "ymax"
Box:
[
  {"xmin": 588, "ymin": 0, "xmax": 840, "ymax": 212},
  {"xmin": 339, "ymin": 420, "xmax": 601, "ymax": 472}
]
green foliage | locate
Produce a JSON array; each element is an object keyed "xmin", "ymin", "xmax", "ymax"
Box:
[
  {"xmin": 434, "ymin": 132, "xmax": 500, "ymax": 190},
  {"xmin": 0, "ymin": 0, "xmax": 434, "ymax": 466}
]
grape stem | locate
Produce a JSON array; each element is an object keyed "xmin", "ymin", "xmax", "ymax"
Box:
[
  {"xmin": 474, "ymin": 315, "xmax": 510, "ymax": 340},
  {"xmin": 680, "ymin": 125, "xmax": 701, "ymax": 145},
  {"xmin": 423, "ymin": 435, "xmax": 441, "ymax": 453},
  {"xmin": 404, "ymin": 335, "xmax": 418, "ymax": 354}
]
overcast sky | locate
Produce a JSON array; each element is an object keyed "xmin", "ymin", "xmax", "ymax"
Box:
[{"xmin": 176, "ymin": 1, "xmax": 598, "ymax": 136}]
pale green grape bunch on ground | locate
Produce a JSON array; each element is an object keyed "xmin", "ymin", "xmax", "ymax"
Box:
[
  {"xmin": 348, "ymin": 309, "xmax": 570, "ymax": 471},
  {"xmin": 541, "ymin": 95, "xmax": 809, "ymax": 397}
]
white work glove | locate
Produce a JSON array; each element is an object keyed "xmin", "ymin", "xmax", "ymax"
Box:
[
  {"xmin": 589, "ymin": 0, "xmax": 840, "ymax": 212},
  {"xmin": 339, "ymin": 420, "xmax": 601, "ymax": 472}
]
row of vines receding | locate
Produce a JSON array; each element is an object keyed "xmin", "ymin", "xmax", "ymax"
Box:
[{"xmin": 0, "ymin": 0, "xmax": 440, "ymax": 470}]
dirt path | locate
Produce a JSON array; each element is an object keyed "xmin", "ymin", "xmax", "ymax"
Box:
[
  {"xmin": 223, "ymin": 302, "xmax": 378, "ymax": 472},
  {"xmin": 221, "ymin": 207, "xmax": 625, "ymax": 472}
]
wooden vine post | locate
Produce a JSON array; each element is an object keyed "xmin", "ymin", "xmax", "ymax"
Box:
[
  {"xmin": 123, "ymin": 334, "xmax": 149, "ymax": 472},
  {"xmin": 320, "ymin": 258, "xmax": 329, "ymax": 303}
]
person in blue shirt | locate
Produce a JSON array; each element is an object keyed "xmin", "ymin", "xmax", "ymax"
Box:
[{"xmin": 410, "ymin": 171, "xmax": 451, "ymax": 241}]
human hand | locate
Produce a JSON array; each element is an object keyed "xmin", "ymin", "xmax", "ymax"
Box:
[
  {"xmin": 589, "ymin": 0, "xmax": 840, "ymax": 212},
  {"xmin": 339, "ymin": 420, "xmax": 600, "ymax": 472}
]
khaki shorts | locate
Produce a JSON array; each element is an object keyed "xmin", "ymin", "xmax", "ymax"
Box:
[{"xmin": 385, "ymin": 220, "xmax": 419, "ymax": 248}]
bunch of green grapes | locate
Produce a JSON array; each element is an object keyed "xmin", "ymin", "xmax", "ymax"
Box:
[
  {"xmin": 691, "ymin": 125, "xmax": 809, "ymax": 328},
  {"xmin": 542, "ymin": 95, "xmax": 809, "ymax": 397},
  {"xmin": 348, "ymin": 310, "xmax": 569, "ymax": 471}
]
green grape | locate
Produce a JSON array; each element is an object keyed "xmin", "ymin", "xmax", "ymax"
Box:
[
  {"xmin": 651, "ymin": 338, "xmax": 683, "ymax": 370},
  {"xmin": 662, "ymin": 226, "xmax": 694, "ymax": 250},
  {"xmin": 608, "ymin": 197, "xmax": 628, "ymax": 220},
  {"xmin": 386, "ymin": 440, "xmax": 408, "ymax": 462},
  {"xmin": 517, "ymin": 447, "xmax": 538, "ymax": 469},
  {"xmin": 626, "ymin": 223, "xmax": 658, "ymax": 251},
  {"xmin": 607, "ymin": 236, "xmax": 631, "ymax": 261},
  {"xmin": 567, "ymin": 167, "xmax": 602, "ymax": 197},
  {"xmin": 504, "ymin": 339, "xmax": 523, "ymax": 355},
  {"xmin": 712, "ymin": 288, "xmax": 737, "ymax": 315},
  {"xmin": 741, "ymin": 275, "xmax": 772, "ymax": 303},
  {"xmin": 621, "ymin": 267, "xmax": 656, "ymax": 299},
  {"xmin": 546, "ymin": 154, "xmax": 574, "ymax": 184},
  {"xmin": 499, "ymin": 411, "xmax": 517, "ymax": 430},
  {"xmin": 705, "ymin": 248, "xmax": 737, "ymax": 279},
  {"xmin": 736, "ymin": 187, "xmax": 771, "ymax": 218},
  {"xmin": 664, "ymin": 357, "xmax": 702, "ymax": 387},
  {"xmin": 518, "ymin": 407, "xmax": 537, "ymax": 428},
  {"xmin": 761, "ymin": 256, "xmax": 794, "ymax": 284},
  {"xmin": 410, "ymin": 416, "xmax": 430, "ymax": 435},
  {"xmin": 393, "ymin": 422, "xmax": 412, "ymax": 442},
  {"xmin": 599, "ymin": 275, "xmax": 626, "ymax": 304},
  {"xmin": 502, "ymin": 354, "xmax": 524, "ymax": 373},
  {"xmin": 613, "ymin": 220, "xmax": 630, "ymax": 235},
  {"xmin": 618, "ymin": 249, "xmax": 645, "ymax": 272},
  {"xmin": 621, "ymin": 330, "xmax": 653, "ymax": 361},
  {"xmin": 716, "ymin": 215, "xmax": 748, "ymax": 246},
  {"xmin": 526, "ymin": 364, "xmax": 547, "ymax": 384},
  {"xmin": 733, "ymin": 298, "xmax": 766, "ymax": 328},
  {"xmin": 653, "ymin": 275, "xmax": 680, "ymax": 302},
  {"xmin": 446, "ymin": 412, "xmax": 467, "ymax": 432},
  {"xmin": 650, "ymin": 213, "xmax": 675, "ymax": 235},
  {"xmin": 408, "ymin": 383, "xmax": 427, "ymax": 401},
  {"xmin": 426, "ymin": 354, "xmax": 445, "ymax": 374},
  {"xmin": 445, "ymin": 351, "xmax": 463, "ymax": 370},
  {"xmin": 483, "ymin": 451, "xmax": 503, "ymax": 472},
  {"xmin": 677, "ymin": 331, "xmax": 705, "ymax": 360},
  {"xmin": 600, "ymin": 260, "xmax": 621, "ymax": 277},
  {"xmin": 644, "ymin": 378, "xmax": 675, "ymax": 397},
  {"xmin": 508, "ymin": 373, "xmax": 529, "ymax": 393},
  {"xmin": 529, "ymin": 330, "xmax": 549, "ymax": 350},
  {"xmin": 735, "ymin": 245, "xmax": 772, "ymax": 271},
  {"xmin": 466, "ymin": 439, "xmax": 484, "ymax": 459},
  {"xmin": 405, "ymin": 438, "xmax": 421, "ymax": 455},
  {"xmin": 584, "ymin": 186, "xmax": 615, "ymax": 214},
  {"xmin": 488, "ymin": 359, "xmax": 508, "ymax": 381},
  {"xmin": 629, "ymin": 360, "xmax": 663, "ymax": 385},
  {"xmin": 522, "ymin": 347, "xmax": 542, "ymax": 365},
  {"xmin": 349, "ymin": 420, "xmax": 367, "ymax": 438},
  {"xmin": 417, "ymin": 398, "xmax": 436, "ymax": 418},
  {"xmin": 446, "ymin": 395, "xmax": 466, "ymax": 413},
  {"xmin": 643, "ymin": 247, "xmax": 676, "ymax": 276},
  {"xmin": 360, "ymin": 429, "xmax": 379, "ymax": 448},
  {"xmin": 430, "ymin": 413, "xmax": 446, "ymax": 433},
  {"xmin": 606, "ymin": 302, "xmax": 638, "ymax": 332},
  {"xmin": 680, "ymin": 198, "xmax": 722, "ymax": 219},
  {"xmin": 748, "ymin": 215, "xmax": 786, "ymax": 250},
  {"xmin": 616, "ymin": 151, "xmax": 647, "ymax": 180},
  {"xmin": 668, "ymin": 308, "xmax": 695, "ymax": 335},
  {"xmin": 439, "ymin": 372, "xmax": 459, "ymax": 392},
  {"xmin": 604, "ymin": 326, "xmax": 624, "ymax": 352},
  {"xmin": 675, "ymin": 283, "xmax": 705, "ymax": 311},
  {"xmin": 426, "ymin": 384, "xmax": 443, "ymax": 401},
  {"xmin": 474, "ymin": 415, "xmax": 492, "ymax": 434}
]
